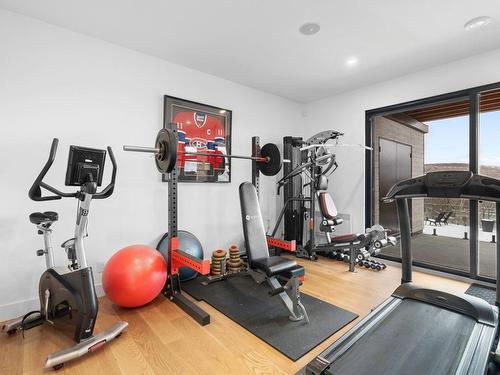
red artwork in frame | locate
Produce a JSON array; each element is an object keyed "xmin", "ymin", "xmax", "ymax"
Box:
[{"xmin": 164, "ymin": 95, "xmax": 232, "ymax": 183}]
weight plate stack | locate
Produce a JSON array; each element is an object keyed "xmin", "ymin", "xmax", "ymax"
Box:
[
  {"xmin": 211, "ymin": 249, "xmax": 227, "ymax": 275},
  {"xmin": 227, "ymin": 245, "xmax": 242, "ymax": 272}
]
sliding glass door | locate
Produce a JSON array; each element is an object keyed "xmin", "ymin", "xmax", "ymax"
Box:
[
  {"xmin": 367, "ymin": 83, "xmax": 500, "ymax": 282},
  {"xmin": 372, "ymin": 98, "xmax": 471, "ymax": 273}
]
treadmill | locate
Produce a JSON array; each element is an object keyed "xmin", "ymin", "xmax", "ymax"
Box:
[{"xmin": 306, "ymin": 171, "xmax": 500, "ymax": 375}]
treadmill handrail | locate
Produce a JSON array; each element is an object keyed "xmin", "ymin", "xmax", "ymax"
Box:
[{"xmin": 383, "ymin": 171, "xmax": 500, "ymax": 203}]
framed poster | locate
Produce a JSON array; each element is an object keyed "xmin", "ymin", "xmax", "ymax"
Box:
[{"xmin": 164, "ymin": 95, "xmax": 232, "ymax": 183}]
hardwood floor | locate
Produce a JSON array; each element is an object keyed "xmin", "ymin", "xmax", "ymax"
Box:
[{"xmin": 0, "ymin": 257, "xmax": 470, "ymax": 374}]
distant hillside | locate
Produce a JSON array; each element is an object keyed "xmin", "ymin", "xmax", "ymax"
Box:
[{"xmin": 425, "ymin": 163, "xmax": 500, "ymax": 178}]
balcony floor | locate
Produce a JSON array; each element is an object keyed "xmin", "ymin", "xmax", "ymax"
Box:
[{"xmin": 381, "ymin": 232, "xmax": 497, "ymax": 278}]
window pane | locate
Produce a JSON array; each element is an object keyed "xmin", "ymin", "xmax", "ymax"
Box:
[{"xmin": 419, "ymin": 113, "xmax": 470, "ymax": 271}]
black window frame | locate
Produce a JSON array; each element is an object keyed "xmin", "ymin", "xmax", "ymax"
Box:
[{"xmin": 365, "ymin": 81, "xmax": 500, "ymax": 284}]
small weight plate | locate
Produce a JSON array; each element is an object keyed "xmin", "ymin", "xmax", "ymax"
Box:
[
  {"xmin": 212, "ymin": 249, "xmax": 227, "ymax": 257},
  {"xmin": 211, "ymin": 255, "xmax": 226, "ymax": 261},
  {"xmin": 155, "ymin": 129, "xmax": 178, "ymax": 174},
  {"xmin": 257, "ymin": 143, "xmax": 282, "ymax": 176}
]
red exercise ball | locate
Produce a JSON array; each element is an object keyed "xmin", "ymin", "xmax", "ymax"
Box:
[{"xmin": 103, "ymin": 245, "xmax": 167, "ymax": 308}]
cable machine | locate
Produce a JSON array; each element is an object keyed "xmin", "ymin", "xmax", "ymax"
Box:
[{"xmin": 273, "ymin": 130, "xmax": 396, "ymax": 271}]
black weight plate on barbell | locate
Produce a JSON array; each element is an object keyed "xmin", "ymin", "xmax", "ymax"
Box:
[
  {"xmin": 257, "ymin": 143, "xmax": 282, "ymax": 176},
  {"xmin": 155, "ymin": 128, "xmax": 178, "ymax": 174}
]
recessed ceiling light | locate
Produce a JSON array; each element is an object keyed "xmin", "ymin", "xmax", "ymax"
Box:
[
  {"xmin": 299, "ymin": 22, "xmax": 320, "ymax": 35},
  {"xmin": 345, "ymin": 57, "xmax": 359, "ymax": 67},
  {"xmin": 464, "ymin": 16, "xmax": 492, "ymax": 31}
]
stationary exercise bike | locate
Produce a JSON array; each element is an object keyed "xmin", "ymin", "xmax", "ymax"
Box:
[{"xmin": 1, "ymin": 139, "xmax": 128, "ymax": 370}]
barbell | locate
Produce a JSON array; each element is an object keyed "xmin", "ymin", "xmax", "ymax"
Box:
[{"xmin": 123, "ymin": 128, "xmax": 284, "ymax": 176}]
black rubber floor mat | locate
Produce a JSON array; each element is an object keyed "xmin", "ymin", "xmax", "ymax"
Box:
[
  {"xmin": 466, "ymin": 283, "xmax": 497, "ymax": 305},
  {"xmin": 182, "ymin": 275, "xmax": 358, "ymax": 361}
]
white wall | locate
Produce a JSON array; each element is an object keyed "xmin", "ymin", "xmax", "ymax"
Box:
[
  {"xmin": 305, "ymin": 48, "xmax": 500, "ymax": 233},
  {"xmin": 0, "ymin": 9, "xmax": 304, "ymax": 319}
]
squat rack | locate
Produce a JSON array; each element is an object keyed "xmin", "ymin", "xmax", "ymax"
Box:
[{"xmin": 123, "ymin": 123, "xmax": 287, "ymax": 325}]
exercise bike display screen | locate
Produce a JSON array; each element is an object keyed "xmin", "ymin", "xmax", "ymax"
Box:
[{"xmin": 65, "ymin": 146, "xmax": 107, "ymax": 186}]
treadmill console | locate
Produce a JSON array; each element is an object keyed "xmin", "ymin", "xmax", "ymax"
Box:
[
  {"xmin": 424, "ymin": 171, "xmax": 472, "ymax": 188},
  {"xmin": 425, "ymin": 171, "xmax": 472, "ymax": 198}
]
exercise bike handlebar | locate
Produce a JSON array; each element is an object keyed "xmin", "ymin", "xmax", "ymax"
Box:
[
  {"xmin": 93, "ymin": 146, "xmax": 117, "ymax": 199},
  {"xmin": 29, "ymin": 138, "xmax": 75, "ymax": 201},
  {"xmin": 29, "ymin": 138, "xmax": 117, "ymax": 201}
]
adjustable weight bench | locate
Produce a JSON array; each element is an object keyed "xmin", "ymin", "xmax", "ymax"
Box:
[{"xmin": 240, "ymin": 182, "xmax": 309, "ymax": 323}]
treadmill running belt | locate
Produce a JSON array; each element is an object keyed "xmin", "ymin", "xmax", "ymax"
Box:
[{"xmin": 326, "ymin": 299, "xmax": 476, "ymax": 375}]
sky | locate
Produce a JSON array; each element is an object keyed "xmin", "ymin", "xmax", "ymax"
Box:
[{"xmin": 425, "ymin": 110, "xmax": 500, "ymax": 167}]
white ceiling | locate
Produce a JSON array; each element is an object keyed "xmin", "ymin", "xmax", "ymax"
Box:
[{"xmin": 1, "ymin": 0, "xmax": 500, "ymax": 102}]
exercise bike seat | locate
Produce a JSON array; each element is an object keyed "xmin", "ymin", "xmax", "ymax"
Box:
[
  {"xmin": 252, "ymin": 256, "xmax": 298, "ymax": 277},
  {"xmin": 29, "ymin": 211, "xmax": 59, "ymax": 225}
]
